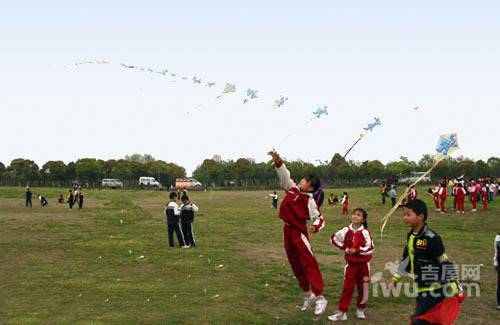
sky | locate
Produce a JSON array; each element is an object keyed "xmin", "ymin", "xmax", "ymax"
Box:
[{"xmin": 1, "ymin": 1, "xmax": 499, "ymax": 175}]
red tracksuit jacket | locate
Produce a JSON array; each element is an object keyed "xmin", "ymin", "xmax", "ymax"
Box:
[
  {"xmin": 331, "ymin": 224, "xmax": 374, "ymax": 263},
  {"xmin": 275, "ymin": 160, "xmax": 324, "ymax": 234}
]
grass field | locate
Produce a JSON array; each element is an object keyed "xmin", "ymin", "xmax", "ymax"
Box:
[{"xmin": 0, "ymin": 186, "xmax": 499, "ymax": 324}]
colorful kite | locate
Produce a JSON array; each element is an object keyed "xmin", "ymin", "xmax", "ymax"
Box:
[
  {"xmin": 273, "ymin": 96, "xmax": 288, "ymax": 108},
  {"xmin": 312, "ymin": 105, "xmax": 328, "ymax": 118},
  {"xmin": 243, "ymin": 89, "xmax": 258, "ymax": 104},
  {"xmin": 380, "ymin": 133, "xmax": 459, "ymax": 237},
  {"xmin": 363, "ymin": 117, "xmax": 382, "ymax": 132},
  {"xmin": 216, "ymin": 83, "xmax": 236, "ymax": 99}
]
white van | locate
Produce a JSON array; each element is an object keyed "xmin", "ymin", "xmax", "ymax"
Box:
[
  {"xmin": 139, "ymin": 177, "xmax": 161, "ymax": 188},
  {"xmin": 399, "ymin": 172, "xmax": 432, "ymax": 185},
  {"xmin": 101, "ymin": 178, "xmax": 123, "ymax": 189}
]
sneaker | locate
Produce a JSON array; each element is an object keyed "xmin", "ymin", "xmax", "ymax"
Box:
[
  {"xmin": 181, "ymin": 245, "xmax": 190, "ymax": 249},
  {"xmin": 300, "ymin": 293, "xmax": 316, "ymax": 311},
  {"xmin": 497, "ymin": 305, "xmax": 500, "ymax": 310},
  {"xmin": 328, "ymin": 311, "xmax": 347, "ymax": 321},
  {"xmin": 356, "ymin": 309, "xmax": 366, "ymax": 319},
  {"xmin": 314, "ymin": 296, "xmax": 328, "ymax": 315},
  {"xmin": 471, "ymin": 209, "xmax": 477, "ymax": 212},
  {"xmin": 440, "ymin": 211, "xmax": 445, "ymax": 214},
  {"xmin": 435, "ymin": 208, "xmax": 440, "ymax": 212}
]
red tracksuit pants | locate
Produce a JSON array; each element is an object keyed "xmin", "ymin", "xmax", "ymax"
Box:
[
  {"xmin": 470, "ymin": 195, "xmax": 477, "ymax": 209},
  {"xmin": 440, "ymin": 197, "xmax": 446, "ymax": 212},
  {"xmin": 457, "ymin": 197, "xmax": 465, "ymax": 212},
  {"xmin": 284, "ymin": 225, "xmax": 324, "ymax": 296},
  {"xmin": 453, "ymin": 196, "xmax": 458, "ymax": 210},
  {"xmin": 342, "ymin": 204, "xmax": 349, "ymax": 215},
  {"xmin": 338, "ymin": 261, "xmax": 370, "ymax": 312}
]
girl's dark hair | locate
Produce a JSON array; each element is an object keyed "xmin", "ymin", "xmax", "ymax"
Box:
[
  {"xmin": 169, "ymin": 191, "xmax": 178, "ymax": 200},
  {"xmin": 181, "ymin": 195, "xmax": 189, "ymax": 202},
  {"xmin": 343, "ymin": 192, "xmax": 348, "ymax": 196},
  {"xmin": 313, "ymin": 188, "xmax": 324, "ymax": 208},
  {"xmin": 353, "ymin": 208, "xmax": 368, "ymax": 228},
  {"xmin": 304, "ymin": 174, "xmax": 321, "ymax": 193}
]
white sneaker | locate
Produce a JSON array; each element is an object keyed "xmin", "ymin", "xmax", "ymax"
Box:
[
  {"xmin": 328, "ymin": 311, "xmax": 347, "ymax": 321},
  {"xmin": 471, "ymin": 209, "xmax": 477, "ymax": 212},
  {"xmin": 435, "ymin": 208, "xmax": 440, "ymax": 212},
  {"xmin": 181, "ymin": 245, "xmax": 190, "ymax": 249},
  {"xmin": 300, "ymin": 293, "xmax": 316, "ymax": 311},
  {"xmin": 314, "ymin": 296, "xmax": 328, "ymax": 315},
  {"xmin": 356, "ymin": 308, "xmax": 366, "ymax": 319}
]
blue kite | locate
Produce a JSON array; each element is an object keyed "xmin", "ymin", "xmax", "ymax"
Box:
[
  {"xmin": 436, "ymin": 133, "xmax": 459, "ymax": 156},
  {"xmin": 192, "ymin": 76, "xmax": 201, "ymax": 84},
  {"xmin": 363, "ymin": 117, "xmax": 382, "ymax": 132},
  {"xmin": 273, "ymin": 96, "xmax": 288, "ymax": 108},
  {"xmin": 312, "ymin": 105, "xmax": 328, "ymax": 118},
  {"xmin": 243, "ymin": 89, "xmax": 258, "ymax": 104}
]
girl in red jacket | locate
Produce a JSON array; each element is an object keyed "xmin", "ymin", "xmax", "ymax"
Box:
[
  {"xmin": 268, "ymin": 149, "xmax": 328, "ymax": 316},
  {"xmin": 329, "ymin": 208, "xmax": 374, "ymax": 321},
  {"xmin": 341, "ymin": 192, "xmax": 349, "ymax": 215},
  {"xmin": 455, "ymin": 183, "xmax": 466, "ymax": 213},
  {"xmin": 438, "ymin": 182, "xmax": 447, "ymax": 214}
]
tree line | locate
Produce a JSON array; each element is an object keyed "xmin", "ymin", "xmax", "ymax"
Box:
[{"xmin": 0, "ymin": 153, "xmax": 499, "ymax": 189}]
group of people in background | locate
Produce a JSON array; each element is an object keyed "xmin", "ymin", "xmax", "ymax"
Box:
[
  {"xmin": 24, "ymin": 186, "xmax": 85, "ymax": 209},
  {"xmin": 428, "ymin": 177, "xmax": 497, "ymax": 214},
  {"xmin": 327, "ymin": 192, "xmax": 349, "ymax": 214},
  {"xmin": 165, "ymin": 190, "xmax": 199, "ymax": 248},
  {"xmin": 379, "ymin": 177, "xmax": 498, "ymax": 214}
]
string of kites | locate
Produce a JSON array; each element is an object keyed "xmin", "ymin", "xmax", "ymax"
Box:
[
  {"xmin": 73, "ymin": 59, "xmax": 458, "ymax": 236},
  {"xmin": 72, "ymin": 59, "xmax": 329, "ymax": 118}
]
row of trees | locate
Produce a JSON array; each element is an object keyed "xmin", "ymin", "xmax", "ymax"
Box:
[
  {"xmin": 1, "ymin": 154, "xmax": 499, "ymax": 189},
  {"xmin": 0, "ymin": 154, "xmax": 186, "ymax": 188},
  {"xmin": 192, "ymin": 154, "xmax": 500, "ymax": 188}
]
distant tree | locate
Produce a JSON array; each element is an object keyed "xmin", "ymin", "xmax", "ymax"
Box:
[
  {"xmin": 145, "ymin": 160, "xmax": 186, "ymax": 187},
  {"xmin": 0, "ymin": 162, "xmax": 5, "ymax": 178},
  {"xmin": 7, "ymin": 159, "xmax": 39, "ymax": 185},
  {"xmin": 42, "ymin": 161, "xmax": 67, "ymax": 185},
  {"xmin": 124, "ymin": 154, "xmax": 155, "ymax": 164},
  {"xmin": 111, "ymin": 160, "xmax": 132, "ymax": 180},
  {"xmin": 455, "ymin": 159, "xmax": 476, "ymax": 179},
  {"xmin": 487, "ymin": 157, "xmax": 500, "ymax": 177},
  {"xmin": 75, "ymin": 158, "xmax": 102, "ymax": 186},
  {"xmin": 474, "ymin": 160, "xmax": 491, "ymax": 178}
]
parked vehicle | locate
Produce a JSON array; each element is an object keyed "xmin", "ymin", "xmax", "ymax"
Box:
[
  {"xmin": 399, "ymin": 172, "xmax": 431, "ymax": 185},
  {"xmin": 139, "ymin": 177, "xmax": 162, "ymax": 189},
  {"xmin": 101, "ymin": 178, "xmax": 123, "ymax": 189},
  {"xmin": 175, "ymin": 178, "xmax": 203, "ymax": 190}
]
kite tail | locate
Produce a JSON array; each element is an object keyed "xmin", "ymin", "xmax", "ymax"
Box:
[{"xmin": 380, "ymin": 158, "xmax": 443, "ymax": 238}]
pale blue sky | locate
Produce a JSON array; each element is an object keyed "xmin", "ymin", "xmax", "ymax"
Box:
[{"xmin": 1, "ymin": 1, "xmax": 499, "ymax": 174}]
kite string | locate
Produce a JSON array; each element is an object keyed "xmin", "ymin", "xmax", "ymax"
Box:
[{"xmin": 379, "ymin": 157, "xmax": 443, "ymax": 238}]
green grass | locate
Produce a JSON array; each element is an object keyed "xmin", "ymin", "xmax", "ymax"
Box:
[{"xmin": 0, "ymin": 186, "xmax": 498, "ymax": 324}]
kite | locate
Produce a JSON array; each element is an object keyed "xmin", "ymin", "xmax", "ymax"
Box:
[
  {"xmin": 380, "ymin": 133, "xmax": 459, "ymax": 237},
  {"xmin": 414, "ymin": 106, "xmax": 420, "ymax": 111},
  {"xmin": 273, "ymin": 96, "xmax": 288, "ymax": 108},
  {"xmin": 206, "ymin": 81, "xmax": 216, "ymax": 88},
  {"xmin": 243, "ymin": 89, "xmax": 258, "ymax": 103},
  {"xmin": 363, "ymin": 117, "xmax": 382, "ymax": 132},
  {"xmin": 312, "ymin": 105, "xmax": 328, "ymax": 118},
  {"xmin": 182, "ymin": 76, "xmax": 188, "ymax": 80},
  {"xmin": 216, "ymin": 83, "xmax": 236, "ymax": 99},
  {"xmin": 170, "ymin": 73, "xmax": 176, "ymax": 77},
  {"xmin": 192, "ymin": 76, "xmax": 202, "ymax": 84},
  {"xmin": 158, "ymin": 69, "xmax": 168, "ymax": 76}
]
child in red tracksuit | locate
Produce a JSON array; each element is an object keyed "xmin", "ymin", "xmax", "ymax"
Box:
[
  {"xmin": 407, "ymin": 186, "xmax": 418, "ymax": 201},
  {"xmin": 455, "ymin": 183, "xmax": 466, "ymax": 213},
  {"xmin": 468, "ymin": 181, "xmax": 477, "ymax": 212},
  {"xmin": 268, "ymin": 149, "xmax": 328, "ymax": 316},
  {"xmin": 438, "ymin": 182, "xmax": 447, "ymax": 214},
  {"xmin": 481, "ymin": 183, "xmax": 489, "ymax": 210},
  {"xmin": 341, "ymin": 192, "xmax": 349, "ymax": 215},
  {"xmin": 329, "ymin": 208, "xmax": 374, "ymax": 322}
]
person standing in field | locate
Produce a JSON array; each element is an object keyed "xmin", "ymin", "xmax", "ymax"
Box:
[
  {"xmin": 388, "ymin": 186, "xmax": 397, "ymax": 207},
  {"xmin": 431, "ymin": 182, "xmax": 441, "ymax": 211},
  {"xmin": 380, "ymin": 182, "xmax": 387, "ymax": 205},
  {"xmin": 341, "ymin": 192, "xmax": 349, "ymax": 215},
  {"xmin": 180, "ymin": 195, "xmax": 198, "ymax": 247},
  {"xmin": 468, "ymin": 180, "xmax": 477, "ymax": 212},
  {"xmin": 25, "ymin": 186, "xmax": 32, "ymax": 207},
  {"xmin": 165, "ymin": 191, "xmax": 189, "ymax": 249},
  {"xmin": 67, "ymin": 189, "xmax": 75, "ymax": 210},
  {"xmin": 329, "ymin": 208, "xmax": 374, "ymax": 321},
  {"xmin": 455, "ymin": 183, "xmax": 466, "ymax": 214},
  {"xmin": 480, "ymin": 182, "xmax": 489, "ymax": 210},
  {"xmin": 77, "ymin": 186, "xmax": 84, "ymax": 209},
  {"xmin": 438, "ymin": 181, "xmax": 447, "ymax": 214},
  {"xmin": 269, "ymin": 191, "xmax": 279, "ymax": 209},
  {"xmin": 268, "ymin": 149, "xmax": 328, "ymax": 316}
]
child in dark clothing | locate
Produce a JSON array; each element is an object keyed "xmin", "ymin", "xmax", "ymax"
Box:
[
  {"xmin": 180, "ymin": 195, "xmax": 199, "ymax": 247},
  {"xmin": 67, "ymin": 189, "xmax": 74, "ymax": 209},
  {"xmin": 165, "ymin": 192, "xmax": 189, "ymax": 249}
]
